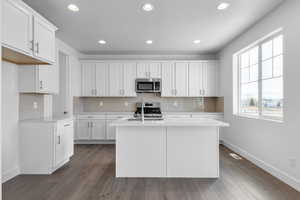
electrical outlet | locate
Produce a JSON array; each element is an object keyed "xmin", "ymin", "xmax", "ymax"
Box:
[
  {"xmin": 289, "ymin": 158, "xmax": 297, "ymax": 168},
  {"xmin": 173, "ymin": 101, "xmax": 178, "ymax": 107},
  {"xmin": 98, "ymin": 101, "xmax": 103, "ymax": 107},
  {"xmin": 33, "ymin": 102, "xmax": 38, "ymax": 109},
  {"xmin": 124, "ymin": 101, "xmax": 129, "ymax": 107}
]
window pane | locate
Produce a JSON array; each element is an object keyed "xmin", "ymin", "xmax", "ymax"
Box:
[
  {"xmin": 241, "ymin": 52, "xmax": 249, "ymax": 68},
  {"xmin": 273, "ymin": 55, "xmax": 283, "ymax": 77},
  {"xmin": 241, "ymin": 67, "xmax": 250, "ymax": 83},
  {"xmin": 249, "ymin": 47, "xmax": 258, "ymax": 65},
  {"xmin": 262, "ymin": 77, "xmax": 283, "ymax": 117},
  {"xmin": 249, "ymin": 64, "xmax": 258, "ymax": 81},
  {"xmin": 262, "ymin": 40, "xmax": 273, "ymax": 60},
  {"xmin": 273, "ymin": 35, "xmax": 283, "ymax": 56},
  {"xmin": 240, "ymin": 82, "xmax": 258, "ymax": 114},
  {"xmin": 262, "ymin": 59, "xmax": 273, "ymax": 79}
]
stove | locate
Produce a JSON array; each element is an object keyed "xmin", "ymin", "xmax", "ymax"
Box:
[{"xmin": 134, "ymin": 102, "xmax": 163, "ymax": 119}]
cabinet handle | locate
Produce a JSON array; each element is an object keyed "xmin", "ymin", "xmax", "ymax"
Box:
[
  {"xmin": 58, "ymin": 135, "xmax": 61, "ymax": 144},
  {"xmin": 87, "ymin": 122, "xmax": 90, "ymax": 128},
  {"xmin": 29, "ymin": 40, "xmax": 34, "ymax": 51},
  {"xmin": 40, "ymin": 81, "xmax": 43, "ymax": 89},
  {"xmin": 35, "ymin": 42, "xmax": 39, "ymax": 54},
  {"xmin": 64, "ymin": 124, "xmax": 71, "ymax": 127}
]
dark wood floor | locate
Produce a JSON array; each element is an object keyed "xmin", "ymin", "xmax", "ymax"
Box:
[{"xmin": 3, "ymin": 144, "xmax": 300, "ymax": 200}]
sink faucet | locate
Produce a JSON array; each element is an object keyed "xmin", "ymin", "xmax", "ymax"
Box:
[{"xmin": 141, "ymin": 101, "xmax": 145, "ymax": 123}]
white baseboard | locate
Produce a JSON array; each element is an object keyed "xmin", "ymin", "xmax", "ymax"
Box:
[
  {"xmin": 75, "ymin": 140, "xmax": 115, "ymax": 144},
  {"xmin": 2, "ymin": 166, "xmax": 20, "ymax": 183},
  {"xmin": 222, "ymin": 140, "xmax": 300, "ymax": 192}
]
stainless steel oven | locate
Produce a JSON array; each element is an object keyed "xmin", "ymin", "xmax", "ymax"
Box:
[{"xmin": 135, "ymin": 78, "xmax": 161, "ymax": 93}]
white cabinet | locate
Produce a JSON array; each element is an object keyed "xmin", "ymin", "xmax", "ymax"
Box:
[
  {"xmin": 137, "ymin": 62, "xmax": 161, "ymax": 78},
  {"xmin": 76, "ymin": 120, "xmax": 90, "ymax": 140},
  {"xmin": 81, "ymin": 62, "xmax": 108, "ymax": 96},
  {"xmin": 2, "ymin": 0, "xmax": 33, "ymax": 55},
  {"xmin": 108, "ymin": 63, "xmax": 123, "ymax": 96},
  {"xmin": 75, "ymin": 115, "xmax": 106, "ymax": 140},
  {"xmin": 106, "ymin": 119, "xmax": 116, "ymax": 140},
  {"xmin": 189, "ymin": 61, "xmax": 219, "ymax": 97},
  {"xmin": 161, "ymin": 62, "xmax": 188, "ymax": 97},
  {"xmin": 123, "ymin": 63, "xmax": 137, "ymax": 96},
  {"xmin": 19, "ymin": 118, "xmax": 74, "ymax": 174},
  {"xmin": 19, "ymin": 65, "xmax": 58, "ymax": 93},
  {"xmin": 95, "ymin": 63, "xmax": 108, "ymax": 96},
  {"xmin": 2, "ymin": 0, "xmax": 57, "ymax": 64},
  {"xmin": 90, "ymin": 120, "xmax": 106, "ymax": 140},
  {"xmin": 33, "ymin": 16, "xmax": 56, "ymax": 63}
]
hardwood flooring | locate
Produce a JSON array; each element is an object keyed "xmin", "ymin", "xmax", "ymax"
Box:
[{"xmin": 3, "ymin": 144, "xmax": 300, "ymax": 200}]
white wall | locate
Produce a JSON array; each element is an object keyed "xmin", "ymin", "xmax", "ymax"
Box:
[
  {"xmin": 1, "ymin": 62, "xmax": 20, "ymax": 183},
  {"xmin": 219, "ymin": 0, "xmax": 300, "ymax": 191}
]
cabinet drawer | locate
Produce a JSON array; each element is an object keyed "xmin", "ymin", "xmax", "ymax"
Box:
[{"xmin": 77, "ymin": 115, "xmax": 105, "ymax": 120}]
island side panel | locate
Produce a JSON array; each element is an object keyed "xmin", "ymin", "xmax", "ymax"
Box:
[
  {"xmin": 166, "ymin": 126, "xmax": 219, "ymax": 178},
  {"xmin": 116, "ymin": 126, "xmax": 167, "ymax": 177}
]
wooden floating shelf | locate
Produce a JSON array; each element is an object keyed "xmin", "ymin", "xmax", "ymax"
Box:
[{"xmin": 2, "ymin": 46, "xmax": 49, "ymax": 65}]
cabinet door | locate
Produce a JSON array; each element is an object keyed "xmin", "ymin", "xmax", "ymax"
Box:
[
  {"xmin": 161, "ymin": 62, "xmax": 175, "ymax": 97},
  {"xmin": 95, "ymin": 63, "xmax": 108, "ymax": 96},
  {"xmin": 108, "ymin": 63, "xmax": 123, "ymax": 96},
  {"xmin": 149, "ymin": 63, "xmax": 161, "ymax": 78},
  {"xmin": 55, "ymin": 124, "xmax": 69, "ymax": 166},
  {"xmin": 76, "ymin": 120, "xmax": 91, "ymax": 140},
  {"xmin": 203, "ymin": 61, "xmax": 218, "ymax": 97},
  {"xmin": 34, "ymin": 16, "xmax": 56, "ymax": 63},
  {"xmin": 37, "ymin": 65, "xmax": 55, "ymax": 93},
  {"xmin": 137, "ymin": 63, "xmax": 148, "ymax": 78},
  {"xmin": 175, "ymin": 63, "xmax": 189, "ymax": 97},
  {"xmin": 106, "ymin": 119, "xmax": 116, "ymax": 140},
  {"xmin": 81, "ymin": 63, "xmax": 95, "ymax": 96},
  {"xmin": 2, "ymin": 0, "xmax": 33, "ymax": 55},
  {"xmin": 189, "ymin": 62, "xmax": 203, "ymax": 97},
  {"xmin": 91, "ymin": 120, "xmax": 106, "ymax": 140},
  {"xmin": 123, "ymin": 63, "xmax": 137, "ymax": 97}
]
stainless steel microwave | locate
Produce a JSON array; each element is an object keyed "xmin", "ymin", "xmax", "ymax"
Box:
[{"xmin": 135, "ymin": 78, "xmax": 161, "ymax": 93}]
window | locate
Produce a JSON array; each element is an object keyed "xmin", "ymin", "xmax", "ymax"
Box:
[{"xmin": 236, "ymin": 34, "xmax": 283, "ymax": 120}]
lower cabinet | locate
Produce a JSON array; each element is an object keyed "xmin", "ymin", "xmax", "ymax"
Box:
[
  {"xmin": 75, "ymin": 114, "xmax": 131, "ymax": 142},
  {"xmin": 19, "ymin": 118, "xmax": 74, "ymax": 174}
]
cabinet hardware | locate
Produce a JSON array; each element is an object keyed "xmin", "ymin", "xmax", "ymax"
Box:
[
  {"xmin": 35, "ymin": 42, "xmax": 39, "ymax": 54},
  {"xmin": 64, "ymin": 124, "xmax": 71, "ymax": 127},
  {"xmin": 39, "ymin": 81, "xmax": 43, "ymax": 89},
  {"xmin": 58, "ymin": 135, "xmax": 61, "ymax": 144},
  {"xmin": 29, "ymin": 40, "xmax": 34, "ymax": 51}
]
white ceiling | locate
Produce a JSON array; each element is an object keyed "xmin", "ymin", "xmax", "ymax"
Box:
[{"xmin": 23, "ymin": 0, "xmax": 284, "ymax": 55}]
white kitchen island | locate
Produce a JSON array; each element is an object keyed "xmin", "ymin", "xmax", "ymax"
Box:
[{"xmin": 111, "ymin": 118, "xmax": 229, "ymax": 178}]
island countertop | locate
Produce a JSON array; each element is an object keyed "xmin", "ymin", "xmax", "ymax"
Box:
[{"xmin": 110, "ymin": 118, "xmax": 229, "ymax": 127}]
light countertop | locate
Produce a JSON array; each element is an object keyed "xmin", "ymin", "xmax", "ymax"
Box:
[
  {"xmin": 110, "ymin": 118, "xmax": 229, "ymax": 127},
  {"xmin": 20, "ymin": 116, "xmax": 74, "ymax": 123}
]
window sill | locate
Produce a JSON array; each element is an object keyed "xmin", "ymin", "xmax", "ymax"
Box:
[{"xmin": 233, "ymin": 114, "xmax": 283, "ymax": 123}]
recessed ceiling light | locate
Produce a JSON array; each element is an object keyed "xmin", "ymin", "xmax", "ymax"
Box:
[
  {"xmin": 98, "ymin": 40, "xmax": 106, "ymax": 44},
  {"xmin": 217, "ymin": 2, "xmax": 230, "ymax": 10},
  {"xmin": 193, "ymin": 40, "xmax": 201, "ymax": 44},
  {"xmin": 146, "ymin": 40, "xmax": 153, "ymax": 44},
  {"xmin": 68, "ymin": 4, "xmax": 79, "ymax": 12},
  {"xmin": 142, "ymin": 3, "xmax": 154, "ymax": 12}
]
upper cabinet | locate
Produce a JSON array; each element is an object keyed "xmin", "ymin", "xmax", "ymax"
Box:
[
  {"xmin": 161, "ymin": 62, "xmax": 189, "ymax": 97},
  {"xmin": 19, "ymin": 64, "xmax": 58, "ymax": 94},
  {"xmin": 189, "ymin": 61, "xmax": 219, "ymax": 97},
  {"xmin": 2, "ymin": 0, "xmax": 57, "ymax": 65},
  {"xmin": 137, "ymin": 62, "xmax": 161, "ymax": 78},
  {"xmin": 81, "ymin": 62, "xmax": 137, "ymax": 97},
  {"xmin": 80, "ymin": 60, "xmax": 219, "ymax": 98}
]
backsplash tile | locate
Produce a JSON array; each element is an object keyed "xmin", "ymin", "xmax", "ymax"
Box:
[{"xmin": 74, "ymin": 94, "xmax": 224, "ymax": 113}]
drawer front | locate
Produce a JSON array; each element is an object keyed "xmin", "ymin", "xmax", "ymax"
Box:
[{"xmin": 77, "ymin": 115, "xmax": 106, "ymax": 120}]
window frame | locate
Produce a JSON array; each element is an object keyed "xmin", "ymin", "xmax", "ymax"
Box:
[{"xmin": 235, "ymin": 31, "xmax": 284, "ymax": 122}]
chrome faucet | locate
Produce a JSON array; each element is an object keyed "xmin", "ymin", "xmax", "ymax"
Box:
[{"xmin": 141, "ymin": 101, "xmax": 145, "ymax": 123}]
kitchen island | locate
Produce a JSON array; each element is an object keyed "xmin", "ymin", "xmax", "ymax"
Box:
[{"xmin": 111, "ymin": 118, "xmax": 229, "ymax": 178}]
